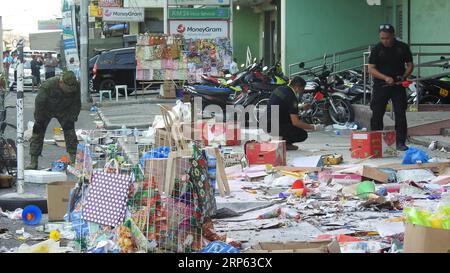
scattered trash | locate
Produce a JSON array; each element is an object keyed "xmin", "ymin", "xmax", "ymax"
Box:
[
  {"xmin": 0, "ymin": 208, "xmax": 23, "ymax": 220},
  {"xmin": 200, "ymin": 241, "xmax": 240, "ymax": 253},
  {"xmin": 397, "ymin": 169, "xmax": 436, "ymax": 183},
  {"xmin": 402, "ymin": 147, "xmax": 430, "ymax": 165},
  {"xmin": 16, "ymin": 239, "xmax": 73, "ymax": 253},
  {"xmin": 258, "ymin": 208, "xmax": 282, "ymax": 220},
  {"xmin": 22, "ymin": 205, "xmax": 42, "ymax": 226},
  {"xmin": 50, "ymin": 230, "xmax": 61, "ymax": 242},
  {"xmin": 429, "ymin": 141, "xmax": 438, "ymax": 151}
]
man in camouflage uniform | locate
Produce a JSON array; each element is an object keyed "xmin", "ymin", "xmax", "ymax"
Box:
[{"xmin": 27, "ymin": 71, "xmax": 81, "ymax": 170}]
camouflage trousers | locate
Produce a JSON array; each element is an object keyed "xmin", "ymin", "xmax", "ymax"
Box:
[{"xmin": 30, "ymin": 112, "xmax": 79, "ymax": 157}]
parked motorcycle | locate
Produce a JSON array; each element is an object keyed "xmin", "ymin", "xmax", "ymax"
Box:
[{"xmin": 298, "ymin": 61, "xmax": 355, "ymax": 125}]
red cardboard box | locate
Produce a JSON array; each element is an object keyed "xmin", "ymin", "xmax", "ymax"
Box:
[
  {"xmin": 197, "ymin": 121, "xmax": 241, "ymax": 146},
  {"xmin": 245, "ymin": 141, "xmax": 287, "ymax": 167},
  {"xmin": 351, "ymin": 131, "xmax": 397, "ymax": 159}
]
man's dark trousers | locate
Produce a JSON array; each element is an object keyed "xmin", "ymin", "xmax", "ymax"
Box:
[{"xmin": 370, "ymin": 85, "xmax": 408, "ymax": 145}]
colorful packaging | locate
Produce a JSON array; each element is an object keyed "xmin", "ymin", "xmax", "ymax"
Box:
[
  {"xmin": 351, "ymin": 131, "xmax": 397, "ymax": 159},
  {"xmin": 245, "ymin": 141, "xmax": 287, "ymax": 167}
]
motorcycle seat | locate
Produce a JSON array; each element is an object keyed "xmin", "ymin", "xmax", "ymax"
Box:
[
  {"xmin": 429, "ymin": 79, "xmax": 450, "ymax": 90},
  {"xmin": 186, "ymin": 85, "xmax": 233, "ymax": 96},
  {"xmin": 250, "ymin": 82, "xmax": 279, "ymax": 91}
]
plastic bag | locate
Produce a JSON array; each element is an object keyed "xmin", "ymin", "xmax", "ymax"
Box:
[
  {"xmin": 402, "ymin": 147, "xmax": 430, "ymax": 165},
  {"xmin": 172, "ymin": 100, "xmax": 191, "ymax": 123}
]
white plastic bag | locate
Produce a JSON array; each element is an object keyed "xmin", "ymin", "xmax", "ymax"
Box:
[
  {"xmin": 272, "ymin": 176, "xmax": 297, "ymax": 188},
  {"xmin": 23, "ymin": 121, "xmax": 34, "ymax": 142},
  {"xmin": 171, "ymin": 100, "xmax": 191, "ymax": 123}
]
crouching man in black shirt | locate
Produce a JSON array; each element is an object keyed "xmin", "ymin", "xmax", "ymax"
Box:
[
  {"xmin": 266, "ymin": 76, "xmax": 324, "ymax": 151},
  {"xmin": 368, "ymin": 24, "xmax": 414, "ymax": 151}
]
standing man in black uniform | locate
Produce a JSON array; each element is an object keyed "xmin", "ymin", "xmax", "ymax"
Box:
[
  {"xmin": 368, "ymin": 24, "xmax": 414, "ymax": 151},
  {"xmin": 266, "ymin": 76, "xmax": 324, "ymax": 151}
]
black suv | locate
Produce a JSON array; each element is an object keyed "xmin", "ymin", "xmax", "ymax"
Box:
[{"xmin": 90, "ymin": 47, "xmax": 136, "ymax": 96}]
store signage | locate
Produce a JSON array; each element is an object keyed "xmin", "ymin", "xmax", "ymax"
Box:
[
  {"xmin": 169, "ymin": 8, "xmax": 229, "ymax": 19},
  {"xmin": 89, "ymin": 4, "xmax": 103, "ymax": 17},
  {"xmin": 169, "ymin": 20, "xmax": 229, "ymax": 39},
  {"xmin": 62, "ymin": 0, "xmax": 80, "ymax": 76},
  {"xmin": 38, "ymin": 19, "xmax": 62, "ymax": 30},
  {"xmin": 168, "ymin": 0, "xmax": 231, "ymax": 6},
  {"xmin": 123, "ymin": 0, "xmax": 164, "ymax": 8},
  {"xmin": 102, "ymin": 7, "xmax": 145, "ymax": 22},
  {"xmin": 98, "ymin": 0, "xmax": 123, "ymax": 7}
]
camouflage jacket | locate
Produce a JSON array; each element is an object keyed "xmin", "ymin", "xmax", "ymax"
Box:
[{"xmin": 34, "ymin": 77, "xmax": 81, "ymax": 121}]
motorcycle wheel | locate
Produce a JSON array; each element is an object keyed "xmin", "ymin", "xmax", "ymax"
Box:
[
  {"xmin": 328, "ymin": 98, "xmax": 355, "ymax": 125},
  {"xmin": 420, "ymin": 95, "xmax": 441, "ymax": 105}
]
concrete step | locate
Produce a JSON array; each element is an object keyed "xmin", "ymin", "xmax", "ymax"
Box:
[{"xmin": 442, "ymin": 128, "xmax": 450, "ymax": 137}]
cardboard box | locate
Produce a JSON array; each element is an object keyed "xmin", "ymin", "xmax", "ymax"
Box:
[
  {"xmin": 337, "ymin": 165, "xmax": 391, "ymax": 184},
  {"xmin": 160, "ymin": 82, "xmax": 176, "ymax": 99},
  {"xmin": 351, "ymin": 131, "xmax": 397, "ymax": 159},
  {"xmin": 144, "ymin": 158, "xmax": 168, "ymax": 191},
  {"xmin": 404, "ymin": 223, "xmax": 450, "ymax": 253},
  {"xmin": 245, "ymin": 141, "xmax": 287, "ymax": 167},
  {"xmin": 246, "ymin": 240, "xmax": 341, "ymax": 253},
  {"xmin": 47, "ymin": 181, "xmax": 76, "ymax": 222},
  {"xmin": 198, "ymin": 121, "xmax": 241, "ymax": 147},
  {"xmin": 332, "ymin": 173, "xmax": 363, "ymax": 185}
]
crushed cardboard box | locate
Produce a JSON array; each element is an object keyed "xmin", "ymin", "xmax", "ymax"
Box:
[{"xmin": 246, "ymin": 239, "xmax": 341, "ymax": 253}]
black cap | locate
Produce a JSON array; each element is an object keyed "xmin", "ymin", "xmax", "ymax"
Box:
[
  {"xmin": 290, "ymin": 76, "xmax": 307, "ymax": 87},
  {"xmin": 379, "ymin": 24, "xmax": 395, "ymax": 34}
]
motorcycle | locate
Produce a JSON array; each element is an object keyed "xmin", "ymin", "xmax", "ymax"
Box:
[
  {"xmin": 297, "ymin": 61, "xmax": 355, "ymax": 125},
  {"xmin": 185, "ymin": 59, "xmax": 264, "ymax": 120}
]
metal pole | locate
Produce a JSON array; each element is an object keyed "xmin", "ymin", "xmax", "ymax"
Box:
[
  {"xmin": 16, "ymin": 38, "xmax": 25, "ymax": 194},
  {"xmin": 230, "ymin": 0, "xmax": 234, "ymax": 46},
  {"xmin": 416, "ymin": 47, "xmax": 421, "ymax": 109},
  {"xmin": 80, "ymin": 0, "xmax": 90, "ymax": 108},
  {"xmin": 164, "ymin": 0, "xmax": 168, "ymax": 34},
  {"xmin": 363, "ymin": 52, "xmax": 367, "ymax": 105},
  {"xmin": 0, "ymin": 16, "xmax": 3, "ymax": 75}
]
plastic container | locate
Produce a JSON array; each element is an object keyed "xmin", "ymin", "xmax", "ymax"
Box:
[
  {"xmin": 22, "ymin": 205, "xmax": 42, "ymax": 226},
  {"xmin": 356, "ymin": 181, "xmax": 376, "ymax": 199}
]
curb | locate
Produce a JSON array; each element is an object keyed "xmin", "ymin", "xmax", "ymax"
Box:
[
  {"xmin": 409, "ymin": 136, "xmax": 450, "ymax": 151},
  {"xmin": 97, "ymin": 110, "xmax": 152, "ymax": 130},
  {"xmin": 95, "ymin": 98, "xmax": 178, "ymax": 108}
]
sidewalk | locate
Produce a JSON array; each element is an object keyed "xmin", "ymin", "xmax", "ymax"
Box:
[{"xmin": 410, "ymin": 135, "xmax": 450, "ymax": 152}]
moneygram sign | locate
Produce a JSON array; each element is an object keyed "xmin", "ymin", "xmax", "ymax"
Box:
[
  {"xmin": 103, "ymin": 7, "xmax": 145, "ymax": 22},
  {"xmin": 170, "ymin": 20, "xmax": 228, "ymax": 39}
]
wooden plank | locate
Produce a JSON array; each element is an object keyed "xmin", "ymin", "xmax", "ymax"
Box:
[
  {"xmin": 378, "ymin": 162, "xmax": 450, "ymax": 170},
  {"xmin": 215, "ymin": 149, "xmax": 231, "ymax": 196}
]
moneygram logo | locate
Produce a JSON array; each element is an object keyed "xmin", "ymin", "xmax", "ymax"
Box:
[
  {"xmin": 104, "ymin": 9, "xmax": 112, "ymax": 17},
  {"xmin": 186, "ymin": 26, "xmax": 223, "ymax": 33},
  {"xmin": 177, "ymin": 24, "xmax": 186, "ymax": 33}
]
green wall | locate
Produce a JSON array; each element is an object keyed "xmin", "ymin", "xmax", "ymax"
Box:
[
  {"xmin": 284, "ymin": 0, "xmax": 388, "ymax": 71},
  {"xmin": 233, "ymin": 6, "xmax": 261, "ymax": 66},
  {"xmin": 390, "ymin": 0, "xmax": 450, "ymax": 76}
]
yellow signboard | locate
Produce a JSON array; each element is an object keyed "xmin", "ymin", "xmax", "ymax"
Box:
[{"xmin": 90, "ymin": 4, "xmax": 103, "ymax": 18}]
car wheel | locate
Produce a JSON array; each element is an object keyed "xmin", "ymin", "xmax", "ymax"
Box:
[{"xmin": 99, "ymin": 79, "xmax": 116, "ymax": 97}]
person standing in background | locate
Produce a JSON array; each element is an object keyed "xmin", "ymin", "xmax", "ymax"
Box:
[
  {"xmin": 31, "ymin": 54, "xmax": 43, "ymax": 92},
  {"xmin": 44, "ymin": 53, "xmax": 58, "ymax": 80}
]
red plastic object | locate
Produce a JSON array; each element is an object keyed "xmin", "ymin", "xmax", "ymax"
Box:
[
  {"xmin": 316, "ymin": 234, "xmax": 362, "ymax": 244},
  {"xmin": 314, "ymin": 92, "xmax": 325, "ymax": 101},
  {"xmin": 402, "ymin": 80, "xmax": 413, "ymax": 88}
]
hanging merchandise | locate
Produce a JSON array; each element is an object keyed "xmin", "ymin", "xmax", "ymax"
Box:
[
  {"xmin": 82, "ymin": 171, "xmax": 131, "ymax": 227},
  {"xmin": 135, "ymin": 34, "xmax": 232, "ymax": 83},
  {"xmin": 135, "ymin": 34, "xmax": 186, "ymax": 81}
]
